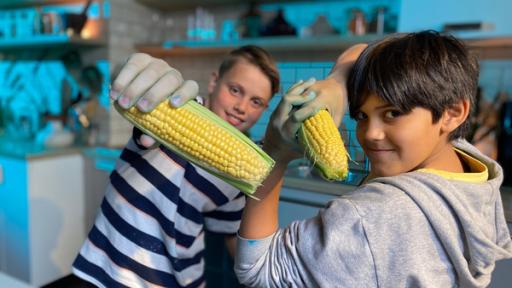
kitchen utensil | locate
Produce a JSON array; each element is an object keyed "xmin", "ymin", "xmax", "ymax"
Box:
[{"xmin": 62, "ymin": 0, "xmax": 92, "ymax": 36}]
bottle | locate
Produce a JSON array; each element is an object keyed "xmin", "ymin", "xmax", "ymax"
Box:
[
  {"xmin": 33, "ymin": 7, "xmax": 43, "ymax": 35},
  {"xmin": 262, "ymin": 8, "xmax": 296, "ymax": 37},
  {"xmin": 349, "ymin": 9, "xmax": 367, "ymax": 36},
  {"xmin": 239, "ymin": 2, "xmax": 262, "ymax": 38},
  {"xmin": 369, "ymin": 7, "xmax": 386, "ymax": 35}
]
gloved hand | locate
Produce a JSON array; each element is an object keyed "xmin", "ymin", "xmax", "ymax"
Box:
[
  {"xmin": 297, "ymin": 77, "xmax": 346, "ymax": 127},
  {"xmin": 110, "ymin": 53, "xmax": 199, "ymax": 147},
  {"xmin": 263, "ymin": 78, "xmax": 317, "ymax": 163},
  {"xmin": 296, "ymin": 43, "xmax": 367, "ymax": 127}
]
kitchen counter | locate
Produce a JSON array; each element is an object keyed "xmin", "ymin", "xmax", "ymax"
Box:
[
  {"xmin": 1, "ymin": 133, "xmax": 510, "ymax": 224},
  {"xmin": 0, "ymin": 135, "xmax": 83, "ymax": 159}
]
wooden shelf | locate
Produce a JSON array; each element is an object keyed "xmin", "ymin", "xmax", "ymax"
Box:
[
  {"xmin": 0, "ymin": 0, "xmax": 86, "ymax": 9},
  {"xmin": 0, "ymin": 34, "xmax": 106, "ymax": 51},
  {"xmin": 136, "ymin": 34, "xmax": 384, "ymax": 57},
  {"xmin": 136, "ymin": 35, "xmax": 512, "ymax": 60},
  {"xmin": 465, "ymin": 37, "xmax": 512, "ymax": 59},
  {"xmin": 465, "ymin": 37, "xmax": 512, "ymax": 48},
  {"xmin": 135, "ymin": 0, "xmax": 311, "ymax": 11}
]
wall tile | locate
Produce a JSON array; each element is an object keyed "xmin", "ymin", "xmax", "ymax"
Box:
[
  {"xmin": 279, "ymin": 68, "xmax": 296, "ymax": 83},
  {"xmin": 296, "ymin": 68, "xmax": 324, "ymax": 82}
]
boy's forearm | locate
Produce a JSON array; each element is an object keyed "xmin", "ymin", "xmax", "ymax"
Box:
[
  {"xmin": 239, "ymin": 158, "xmax": 288, "ymax": 239},
  {"xmin": 327, "ymin": 43, "xmax": 368, "ymax": 86},
  {"xmin": 238, "ymin": 165, "xmax": 286, "ymax": 239}
]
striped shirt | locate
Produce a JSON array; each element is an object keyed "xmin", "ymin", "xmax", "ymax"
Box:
[{"xmin": 73, "ymin": 130, "xmax": 245, "ymax": 288}]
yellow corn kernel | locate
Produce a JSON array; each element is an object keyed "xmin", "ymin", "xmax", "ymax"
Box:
[
  {"xmin": 298, "ymin": 109, "xmax": 349, "ymax": 181},
  {"xmin": 115, "ymin": 100, "xmax": 274, "ymax": 195}
]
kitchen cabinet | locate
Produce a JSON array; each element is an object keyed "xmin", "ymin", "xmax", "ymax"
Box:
[
  {"xmin": 0, "ymin": 272, "xmax": 35, "ymax": 288},
  {"xmin": 0, "ymin": 153, "xmax": 85, "ymax": 287}
]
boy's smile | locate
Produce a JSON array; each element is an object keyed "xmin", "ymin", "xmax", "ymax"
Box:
[{"xmin": 355, "ymin": 94, "xmax": 460, "ymax": 179}]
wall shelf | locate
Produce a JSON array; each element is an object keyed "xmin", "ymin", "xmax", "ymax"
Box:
[
  {"xmin": 0, "ymin": 34, "xmax": 106, "ymax": 51},
  {"xmin": 136, "ymin": 35, "xmax": 512, "ymax": 60},
  {"xmin": 135, "ymin": 0, "xmax": 312, "ymax": 11},
  {"xmin": 136, "ymin": 34, "xmax": 384, "ymax": 57},
  {"xmin": 465, "ymin": 37, "xmax": 512, "ymax": 59},
  {"xmin": 0, "ymin": 0, "xmax": 86, "ymax": 9}
]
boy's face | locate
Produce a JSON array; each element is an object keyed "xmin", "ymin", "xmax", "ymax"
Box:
[
  {"xmin": 355, "ymin": 93, "xmax": 450, "ymax": 178},
  {"xmin": 208, "ymin": 59, "xmax": 272, "ymax": 132}
]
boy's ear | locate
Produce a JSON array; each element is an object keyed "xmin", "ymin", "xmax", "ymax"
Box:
[
  {"xmin": 208, "ymin": 72, "xmax": 219, "ymax": 95},
  {"xmin": 440, "ymin": 99, "xmax": 470, "ymax": 133}
]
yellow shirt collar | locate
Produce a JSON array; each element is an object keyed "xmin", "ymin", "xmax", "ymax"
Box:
[{"xmin": 417, "ymin": 148, "xmax": 488, "ymax": 183}]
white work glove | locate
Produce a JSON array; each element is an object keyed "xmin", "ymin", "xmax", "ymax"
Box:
[
  {"xmin": 263, "ymin": 78, "xmax": 317, "ymax": 163},
  {"xmin": 110, "ymin": 53, "xmax": 199, "ymax": 147}
]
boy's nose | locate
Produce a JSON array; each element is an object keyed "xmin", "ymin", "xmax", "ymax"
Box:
[
  {"xmin": 234, "ymin": 99, "xmax": 249, "ymax": 114},
  {"xmin": 363, "ymin": 121, "xmax": 385, "ymax": 141}
]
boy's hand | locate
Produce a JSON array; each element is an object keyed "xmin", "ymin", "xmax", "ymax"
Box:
[
  {"xmin": 264, "ymin": 78, "xmax": 317, "ymax": 162},
  {"xmin": 295, "ymin": 43, "xmax": 367, "ymax": 128},
  {"xmin": 299, "ymin": 77, "xmax": 346, "ymax": 127},
  {"xmin": 110, "ymin": 53, "xmax": 199, "ymax": 147}
]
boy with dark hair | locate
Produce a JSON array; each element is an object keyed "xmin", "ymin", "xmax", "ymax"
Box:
[
  {"xmin": 72, "ymin": 45, "xmax": 280, "ymax": 287},
  {"xmin": 234, "ymin": 31, "xmax": 512, "ymax": 287}
]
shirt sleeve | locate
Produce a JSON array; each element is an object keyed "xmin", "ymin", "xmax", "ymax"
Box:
[{"xmin": 234, "ymin": 197, "xmax": 377, "ymax": 287}]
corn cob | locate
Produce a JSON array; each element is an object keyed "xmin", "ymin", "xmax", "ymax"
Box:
[
  {"xmin": 114, "ymin": 100, "xmax": 274, "ymax": 195},
  {"xmin": 298, "ymin": 109, "xmax": 349, "ymax": 181}
]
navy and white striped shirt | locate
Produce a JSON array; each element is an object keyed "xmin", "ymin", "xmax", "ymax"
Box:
[{"xmin": 73, "ymin": 131, "xmax": 245, "ymax": 287}]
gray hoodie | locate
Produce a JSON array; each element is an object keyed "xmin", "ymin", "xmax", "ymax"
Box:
[{"xmin": 235, "ymin": 140, "xmax": 512, "ymax": 287}]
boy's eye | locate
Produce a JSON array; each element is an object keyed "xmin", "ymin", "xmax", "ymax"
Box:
[
  {"xmin": 251, "ymin": 98, "xmax": 265, "ymax": 109},
  {"xmin": 230, "ymin": 86, "xmax": 241, "ymax": 95},
  {"xmin": 384, "ymin": 110, "xmax": 402, "ymax": 119},
  {"xmin": 354, "ymin": 111, "xmax": 367, "ymax": 121}
]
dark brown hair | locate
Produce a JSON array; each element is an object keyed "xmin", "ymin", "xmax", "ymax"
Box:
[
  {"xmin": 348, "ymin": 30, "xmax": 479, "ymax": 140},
  {"xmin": 218, "ymin": 45, "xmax": 280, "ymax": 96}
]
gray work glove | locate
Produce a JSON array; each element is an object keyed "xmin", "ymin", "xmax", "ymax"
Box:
[
  {"xmin": 110, "ymin": 53, "xmax": 199, "ymax": 147},
  {"xmin": 263, "ymin": 78, "xmax": 317, "ymax": 163}
]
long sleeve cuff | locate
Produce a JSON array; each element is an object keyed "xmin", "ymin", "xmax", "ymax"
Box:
[{"xmin": 235, "ymin": 232, "xmax": 276, "ymax": 265}]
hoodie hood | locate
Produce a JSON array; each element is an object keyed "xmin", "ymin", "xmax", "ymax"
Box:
[{"xmin": 374, "ymin": 139, "xmax": 512, "ymax": 287}]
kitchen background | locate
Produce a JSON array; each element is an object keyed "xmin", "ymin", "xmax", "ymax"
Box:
[{"xmin": 0, "ymin": 0, "xmax": 510, "ymax": 287}]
